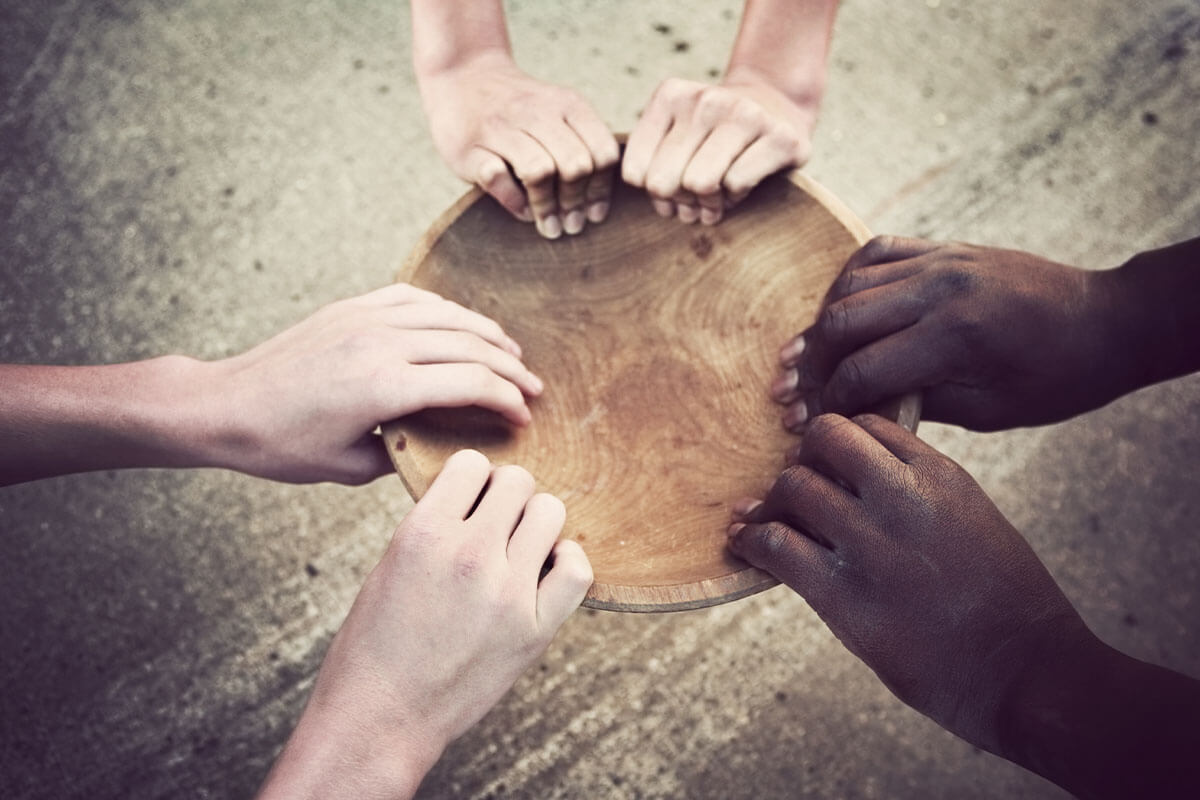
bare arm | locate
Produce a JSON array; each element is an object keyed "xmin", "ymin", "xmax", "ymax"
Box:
[
  {"xmin": 730, "ymin": 415, "xmax": 1200, "ymax": 799},
  {"xmin": 775, "ymin": 235, "xmax": 1200, "ymax": 431},
  {"xmin": 0, "ymin": 284, "xmax": 541, "ymax": 487},
  {"xmin": 623, "ymin": 0, "xmax": 839, "ymax": 224},
  {"xmin": 256, "ymin": 451, "xmax": 593, "ymax": 799}
]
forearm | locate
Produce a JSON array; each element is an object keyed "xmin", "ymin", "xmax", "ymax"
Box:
[
  {"xmin": 257, "ymin": 706, "xmax": 434, "ymax": 800},
  {"xmin": 998, "ymin": 637, "xmax": 1200, "ymax": 799},
  {"xmin": 1107, "ymin": 236, "xmax": 1200, "ymax": 391},
  {"xmin": 724, "ymin": 0, "xmax": 839, "ymax": 110},
  {"xmin": 0, "ymin": 358, "xmax": 225, "ymax": 485},
  {"xmin": 411, "ymin": 0, "xmax": 512, "ymax": 80}
]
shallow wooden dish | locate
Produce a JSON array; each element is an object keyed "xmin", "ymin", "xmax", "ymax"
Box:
[{"xmin": 382, "ymin": 172, "xmax": 920, "ymax": 612}]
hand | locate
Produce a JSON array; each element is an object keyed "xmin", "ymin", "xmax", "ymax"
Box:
[
  {"xmin": 772, "ymin": 236, "xmax": 1126, "ymax": 432},
  {"xmin": 727, "ymin": 414, "xmax": 1097, "ymax": 754},
  {"xmin": 207, "ymin": 283, "xmax": 543, "ymax": 485},
  {"xmin": 622, "ymin": 74, "xmax": 814, "ymax": 225},
  {"xmin": 420, "ymin": 50, "xmax": 619, "ymax": 239},
  {"xmin": 257, "ymin": 450, "xmax": 594, "ymax": 799}
]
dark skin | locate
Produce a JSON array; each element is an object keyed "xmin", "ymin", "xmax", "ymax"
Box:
[
  {"xmin": 771, "ymin": 235, "xmax": 1200, "ymax": 430},
  {"xmin": 734, "ymin": 236, "xmax": 1200, "ymax": 798},
  {"xmin": 729, "ymin": 414, "xmax": 1200, "ymax": 800}
]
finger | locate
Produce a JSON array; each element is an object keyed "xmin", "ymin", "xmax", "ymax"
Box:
[
  {"xmin": 757, "ymin": 462, "xmax": 856, "ymax": 538},
  {"xmin": 843, "ymin": 235, "xmax": 942, "ymax": 272},
  {"xmin": 675, "ymin": 191, "xmax": 700, "ymax": 224},
  {"xmin": 722, "ymin": 128, "xmax": 802, "ymax": 200},
  {"xmin": 651, "ymin": 197, "xmax": 676, "ymax": 218},
  {"xmin": 528, "ymin": 119, "xmax": 594, "ymax": 235},
  {"xmin": 643, "ymin": 122, "xmax": 709, "ymax": 204},
  {"xmin": 621, "ymin": 84, "xmax": 675, "ymax": 188},
  {"xmin": 824, "ymin": 256, "xmax": 927, "ymax": 306},
  {"xmin": 566, "ymin": 108, "xmax": 619, "ymax": 224},
  {"xmin": 536, "ymin": 538, "xmax": 593, "ymax": 631},
  {"xmin": 812, "ymin": 324, "xmax": 950, "ymax": 419},
  {"xmin": 696, "ymin": 191, "xmax": 724, "ymax": 226},
  {"xmin": 681, "ymin": 122, "xmax": 758, "ymax": 221},
  {"xmin": 462, "ymin": 147, "xmax": 533, "ymax": 222},
  {"xmin": 333, "ymin": 431, "xmax": 395, "ymax": 486},
  {"xmin": 418, "ymin": 449, "xmax": 493, "ymax": 519},
  {"xmin": 851, "ymin": 413, "xmax": 933, "ymax": 464},
  {"xmin": 354, "ymin": 282, "xmax": 448, "ymax": 307},
  {"xmin": 483, "ymin": 127, "xmax": 561, "ymax": 238},
  {"xmin": 727, "ymin": 520, "xmax": 835, "ymax": 604},
  {"xmin": 506, "ymin": 492, "xmax": 566, "ymax": 579},
  {"xmin": 385, "ymin": 299, "xmax": 522, "ymax": 358},
  {"xmin": 791, "ymin": 414, "xmax": 903, "ymax": 496},
  {"xmin": 402, "ymin": 329, "xmax": 543, "ymax": 397},
  {"xmin": 401, "ymin": 363, "xmax": 532, "ymax": 426},
  {"xmin": 469, "ymin": 464, "xmax": 537, "ymax": 545},
  {"xmin": 798, "ymin": 283, "xmax": 927, "ymax": 390}
]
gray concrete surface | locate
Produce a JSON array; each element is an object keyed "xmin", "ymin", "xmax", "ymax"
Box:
[{"xmin": 1, "ymin": 1, "xmax": 1198, "ymax": 797}]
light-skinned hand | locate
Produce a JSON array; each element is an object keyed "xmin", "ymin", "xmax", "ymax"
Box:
[
  {"xmin": 420, "ymin": 50, "xmax": 619, "ymax": 239},
  {"xmin": 207, "ymin": 283, "xmax": 542, "ymax": 484},
  {"xmin": 257, "ymin": 449, "xmax": 594, "ymax": 799},
  {"xmin": 622, "ymin": 72, "xmax": 814, "ymax": 226}
]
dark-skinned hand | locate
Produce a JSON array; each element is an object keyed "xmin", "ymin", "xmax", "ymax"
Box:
[
  {"xmin": 770, "ymin": 236, "xmax": 1129, "ymax": 432},
  {"xmin": 727, "ymin": 413, "xmax": 1097, "ymax": 754}
]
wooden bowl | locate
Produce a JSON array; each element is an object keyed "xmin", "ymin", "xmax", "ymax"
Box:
[{"xmin": 382, "ymin": 172, "xmax": 920, "ymax": 612}]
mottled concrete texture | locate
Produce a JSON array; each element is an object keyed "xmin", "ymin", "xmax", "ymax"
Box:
[{"xmin": 2, "ymin": 1, "xmax": 1198, "ymax": 798}]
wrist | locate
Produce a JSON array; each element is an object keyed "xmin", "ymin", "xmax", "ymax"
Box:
[
  {"xmin": 1105, "ymin": 239, "xmax": 1200, "ymax": 390},
  {"xmin": 258, "ymin": 702, "xmax": 439, "ymax": 800}
]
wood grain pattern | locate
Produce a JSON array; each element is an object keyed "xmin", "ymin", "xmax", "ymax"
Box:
[{"xmin": 382, "ymin": 172, "xmax": 920, "ymax": 612}]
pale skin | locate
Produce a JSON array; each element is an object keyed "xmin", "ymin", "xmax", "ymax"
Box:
[
  {"xmin": 0, "ymin": 283, "xmax": 542, "ymax": 486},
  {"xmin": 732, "ymin": 235, "xmax": 1200, "ymax": 798},
  {"xmin": 412, "ymin": 0, "xmax": 838, "ymax": 237},
  {"xmin": 257, "ymin": 450, "xmax": 593, "ymax": 799}
]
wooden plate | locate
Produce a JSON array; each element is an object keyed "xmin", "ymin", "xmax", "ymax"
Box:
[{"xmin": 382, "ymin": 172, "xmax": 920, "ymax": 612}]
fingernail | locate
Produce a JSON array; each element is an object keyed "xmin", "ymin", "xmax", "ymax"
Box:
[
  {"xmin": 677, "ymin": 205, "xmax": 699, "ymax": 224},
  {"xmin": 587, "ymin": 201, "xmax": 609, "ymax": 223},
  {"xmin": 770, "ymin": 369, "xmax": 800, "ymax": 402},
  {"xmin": 779, "ymin": 336, "xmax": 806, "ymax": 365},
  {"xmin": 563, "ymin": 209, "xmax": 585, "ymax": 235},
  {"xmin": 786, "ymin": 442, "xmax": 803, "ymax": 464},
  {"xmin": 652, "ymin": 199, "xmax": 674, "ymax": 218},
  {"xmin": 783, "ymin": 402, "xmax": 808, "ymax": 432},
  {"xmin": 727, "ymin": 522, "xmax": 746, "ymax": 538},
  {"xmin": 700, "ymin": 207, "xmax": 721, "ymax": 226},
  {"xmin": 731, "ymin": 498, "xmax": 763, "ymax": 518},
  {"xmin": 529, "ymin": 372, "xmax": 545, "ymax": 394},
  {"xmin": 538, "ymin": 215, "xmax": 563, "ymax": 239}
]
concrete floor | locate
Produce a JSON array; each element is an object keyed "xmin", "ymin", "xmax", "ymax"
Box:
[{"xmin": 1, "ymin": 1, "xmax": 1198, "ymax": 797}]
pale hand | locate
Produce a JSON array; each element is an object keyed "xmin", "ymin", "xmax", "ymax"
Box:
[
  {"xmin": 257, "ymin": 450, "xmax": 594, "ymax": 798},
  {"xmin": 421, "ymin": 50, "xmax": 619, "ymax": 239},
  {"xmin": 622, "ymin": 75, "xmax": 814, "ymax": 225},
  {"xmin": 205, "ymin": 283, "xmax": 542, "ymax": 484}
]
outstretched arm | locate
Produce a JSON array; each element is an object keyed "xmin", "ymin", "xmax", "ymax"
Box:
[
  {"xmin": 623, "ymin": 0, "xmax": 838, "ymax": 224},
  {"xmin": 729, "ymin": 414, "xmax": 1200, "ymax": 799},
  {"xmin": 0, "ymin": 284, "xmax": 541, "ymax": 486},
  {"xmin": 773, "ymin": 235, "xmax": 1200, "ymax": 431},
  {"xmin": 411, "ymin": 0, "xmax": 619, "ymax": 239},
  {"xmin": 257, "ymin": 450, "xmax": 593, "ymax": 799}
]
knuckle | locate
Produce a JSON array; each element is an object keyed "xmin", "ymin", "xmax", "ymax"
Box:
[
  {"xmin": 515, "ymin": 154, "xmax": 556, "ymax": 184},
  {"xmin": 754, "ymin": 521, "xmax": 795, "ymax": 560},
  {"xmin": 818, "ymin": 300, "xmax": 854, "ymax": 342},
  {"xmin": 493, "ymin": 463, "xmax": 535, "ymax": 493},
  {"xmin": 558, "ymin": 156, "xmax": 593, "ymax": 183},
  {"xmin": 862, "ymin": 235, "xmax": 896, "ymax": 263},
  {"xmin": 451, "ymin": 545, "xmax": 488, "ymax": 580},
  {"xmin": 828, "ymin": 355, "xmax": 870, "ymax": 405}
]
